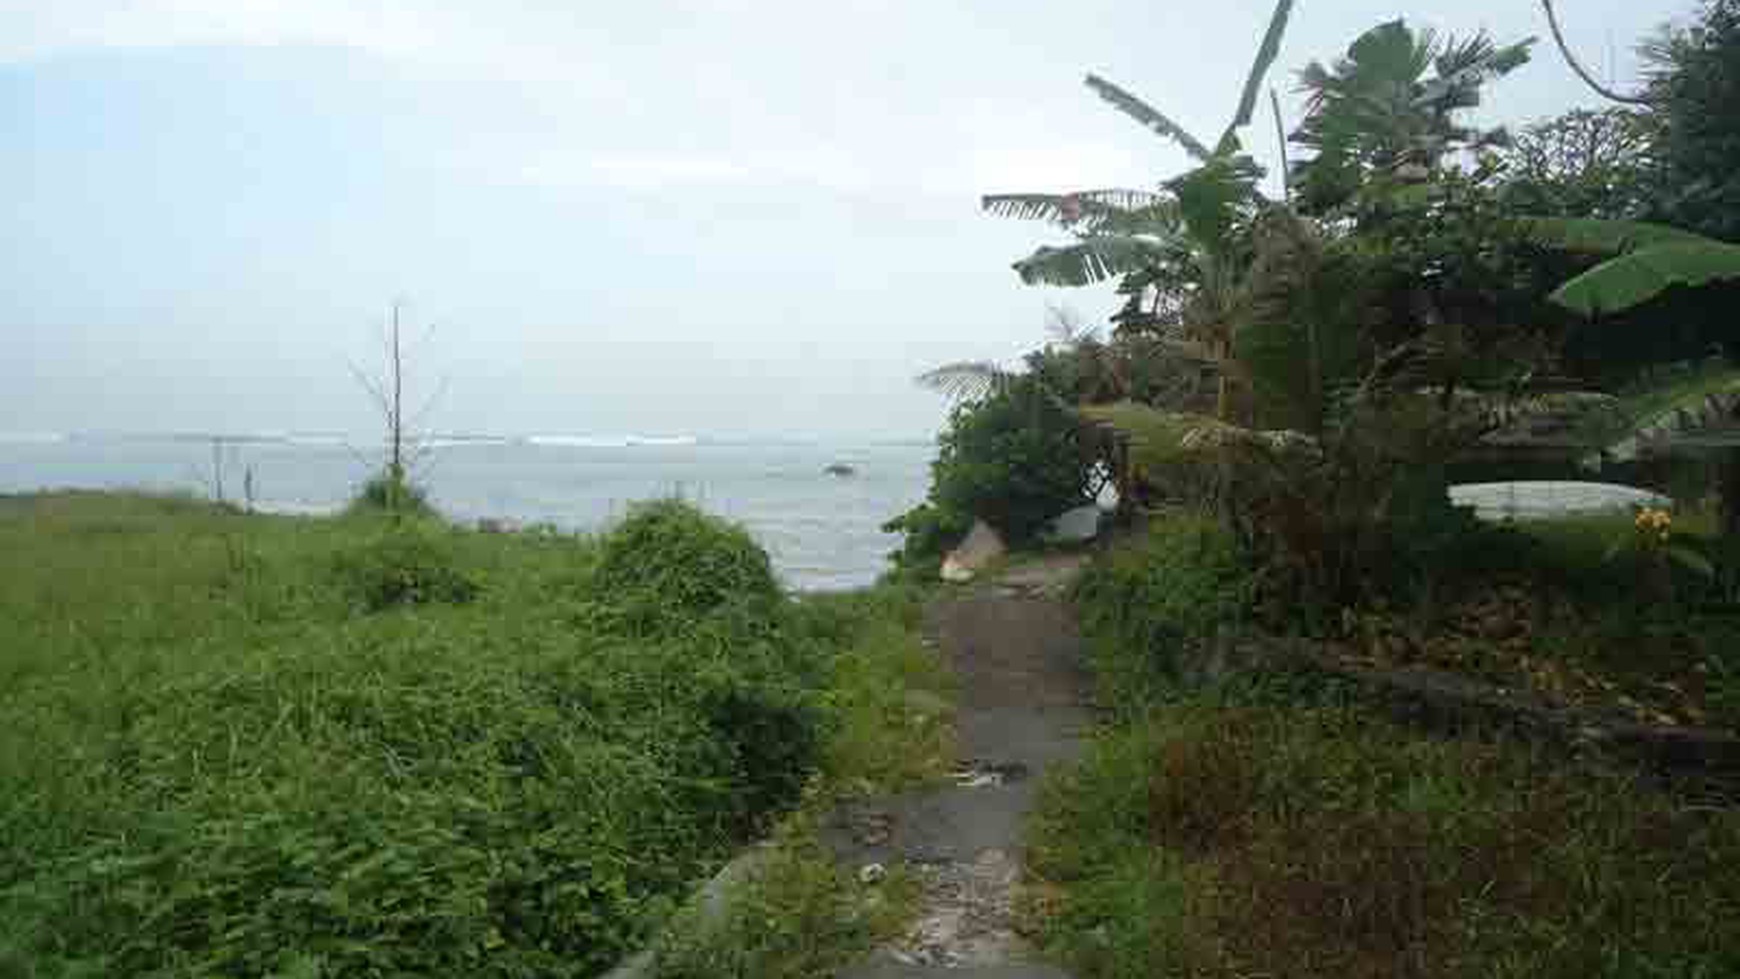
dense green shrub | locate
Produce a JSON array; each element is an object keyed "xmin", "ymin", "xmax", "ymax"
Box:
[
  {"xmin": 347, "ymin": 469, "xmax": 437, "ymax": 518},
  {"xmin": 887, "ymin": 374, "xmax": 1099, "ymax": 571},
  {"xmin": 0, "ymin": 492, "xmax": 909, "ymax": 978},
  {"xmin": 1072, "ymin": 517, "xmax": 1251, "ymax": 712},
  {"xmin": 331, "ymin": 524, "xmax": 481, "ymax": 611},
  {"xmin": 595, "ymin": 499, "xmax": 780, "ymax": 631}
]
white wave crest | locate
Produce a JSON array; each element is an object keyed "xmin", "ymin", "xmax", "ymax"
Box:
[
  {"xmin": 527, "ymin": 434, "xmax": 697, "ymax": 449},
  {"xmin": 0, "ymin": 431, "xmax": 67, "ymax": 445}
]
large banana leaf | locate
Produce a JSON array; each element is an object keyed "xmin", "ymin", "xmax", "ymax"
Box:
[
  {"xmin": 1085, "ymin": 74, "xmax": 1215, "ymax": 162},
  {"xmin": 1218, "ymin": 0, "xmax": 1297, "ymax": 155},
  {"xmin": 1551, "ymin": 240, "xmax": 1740, "ymax": 316},
  {"xmin": 1011, "ymin": 235, "xmax": 1181, "ymax": 287},
  {"xmin": 1592, "ymin": 367, "xmax": 1740, "ymax": 460},
  {"xmin": 1520, "ymin": 217, "xmax": 1713, "ymax": 256}
]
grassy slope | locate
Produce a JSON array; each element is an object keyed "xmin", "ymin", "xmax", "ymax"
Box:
[
  {"xmin": 0, "ymin": 492, "xmax": 939, "ymax": 978},
  {"xmin": 1028, "ymin": 516, "xmax": 1740, "ymax": 979}
]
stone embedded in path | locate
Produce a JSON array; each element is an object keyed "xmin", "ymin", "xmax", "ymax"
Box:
[{"xmin": 941, "ymin": 520, "xmax": 1007, "ymax": 583}]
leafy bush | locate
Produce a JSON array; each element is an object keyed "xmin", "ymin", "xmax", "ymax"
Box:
[
  {"xmin": 595, "ymin": 499, "xmax": 780, "ymax": 631},
  {"xmin": 879, "ymin": 502, "xmax": 971, "ymax": 576},
  {"xmin": 347, "ymin": 469, "xmax": 437, "ymax": 518},
  {"xmin": 888, "ymin": 375, "xmax": 1099, "ymax": 570},
  {"xmin": 0, "ymin": 492, "xmax": 921, "ymax": 978},
  {"xmin": 1072, "ymin": 517, "xmax": 1251, "ymax": 712},
  {"xmin": 332, "ymin": 524, "xmax": 481, "ymax": 611}
]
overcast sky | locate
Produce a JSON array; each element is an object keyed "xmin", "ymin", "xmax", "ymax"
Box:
[{"xmin": 2, "ymin": 0, "xmax": 1689, "ymax": 440}]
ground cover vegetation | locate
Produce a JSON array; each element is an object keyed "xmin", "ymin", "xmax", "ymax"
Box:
[
  {"xmin": 885, "ymin": 2, "xmax": 1740, "ymax": 974},
  {"xmin": 0, "ymin": 490, "xmax": 944, "ymax": 977}
]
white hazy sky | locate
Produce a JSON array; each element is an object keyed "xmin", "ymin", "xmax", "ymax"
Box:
[{"xmin": 2, "ymin": 0, "xmax": 1689, "ymax": 440}]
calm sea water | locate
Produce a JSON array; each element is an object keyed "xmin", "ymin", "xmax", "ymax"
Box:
[{"xmin": 0, "ymin": 433, "xmax": 935, "ymax": 590}]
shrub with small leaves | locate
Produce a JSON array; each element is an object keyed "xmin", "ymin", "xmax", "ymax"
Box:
[
  {"xmin": 594, "ymin": 499, "xmax": 780, "ymax": 631},
  {"xmin": 332, "ymin": 525, "xmax": 481, "ymax": 611}
]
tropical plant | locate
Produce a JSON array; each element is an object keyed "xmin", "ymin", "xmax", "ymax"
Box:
[
  {"xmin": 904, "ymin": 362, "xmax": 1106, "ymax": 550},
  {"xmin": 978, "ymin": 0, "xmax": 1296, "ymax": 379},
  {"xmin": 1527, "ymin": 216, "xmax": 1740, "ymax": 536},
  {"xmin": 1290, "ymin": 20, "xmax": 1535, "ymax": 213},
  {"xmin": 1641, "ymin": 0, "xmax": 1740, "ymax": 241},
  {"xmin": 1525, "ymin": 218, "xmax": 1740, "ymax": 317},
  {"xmin": 1499, "ymin": 108, "xmax": 1658, "ymax": 220}
]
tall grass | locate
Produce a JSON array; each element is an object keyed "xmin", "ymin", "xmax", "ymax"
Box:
[{"xmin": 0, "ymin": 492, "xmax": 908, "ymax": 977}]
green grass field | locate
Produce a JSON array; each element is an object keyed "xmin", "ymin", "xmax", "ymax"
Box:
[{"xmin": 0, "ymin": 491, "xmax": 940, "ymax": 978}]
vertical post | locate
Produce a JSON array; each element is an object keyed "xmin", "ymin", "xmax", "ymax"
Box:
[{"xmin": 389, "ymin": 302, "xmax": 405, "ymax": 515}]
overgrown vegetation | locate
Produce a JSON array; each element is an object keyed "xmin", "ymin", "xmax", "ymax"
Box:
[
  {"xmin": 0, "ymin": 491, "xmax": 942, "ymax": 978},
  {"xmin": 1027, "ymin": 696, "xmax": 1740, "ymax": 979},
  {"xmin": 1031, "ymin": 512, "xmax": 1740, "ymax": 977}
]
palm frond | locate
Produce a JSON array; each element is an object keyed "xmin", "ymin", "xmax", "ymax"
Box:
[
  {"xmin": 1551, "ymin": 240, "xmax": 1740, "ymax": 316},
  {"xmin": 1085, "ymin": 74, "xmax": 1215, "ymax": 162},
  {"xmin": 1011, "ymin": 235, "xmax": 1177, "ymax": 287},
  {"xmin": 915, "ymin": 361, "xmax": 1016, "ymax": 402},
  {"xmin": 1218, "ymin": 0, "xmax": 1297, "ymax": 155},
  {"xmin": 980, "ymin": 189, "xmax": 1174, "ymax": 233},
  {"xmin": 1081, "ymin": 401, "xmax": 1317, "ymax": 471}
]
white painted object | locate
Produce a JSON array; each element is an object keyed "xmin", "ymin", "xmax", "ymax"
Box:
[{"xmin": 1449, "ymin": 481, "xmax": 1671, "ymax": 522}]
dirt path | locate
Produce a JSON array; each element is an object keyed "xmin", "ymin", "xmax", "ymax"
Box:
[{"xmin": 824, "ymin": 557, "xmax": 1093, "ymax": 979}]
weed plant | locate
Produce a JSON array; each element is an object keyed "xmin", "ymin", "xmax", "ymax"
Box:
[{"xmin": 0, "ymin": 492, "xmax": 915, "ymax": 977}]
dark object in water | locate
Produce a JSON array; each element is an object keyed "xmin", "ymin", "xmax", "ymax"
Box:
[{"xmin": 824, "ymin": 463, "xmax": 857, "ymax": 477}]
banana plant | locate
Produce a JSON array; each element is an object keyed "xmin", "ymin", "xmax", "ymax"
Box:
[
  {"xmin": 979, "ymin": 0, "xmax": 1295, "ymax": 297},
  {"xmin": 1524, "ymin": 218, "xmax": 1740, "ymax": 317},
  {"xmin": 1529, "ymin": 216, "xmax": 1740, "ymax": 537}
]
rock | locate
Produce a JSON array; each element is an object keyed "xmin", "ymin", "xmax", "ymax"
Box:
[
  {"xmin": 824, "ymin": 463, "xmax": 857, "ymax": 477},
  {"xmin": 940, "ymin": 520, "xmax": 1006, "ymax": 583},
  {"xmin": 1041, "ymin": 504, "xmax": 1103, "ymax": 544},
  {"xmin": 859, "ymin": 862, "xmax": 888, "ymax": 885}
]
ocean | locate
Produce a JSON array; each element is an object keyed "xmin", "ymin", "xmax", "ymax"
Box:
[{"xmin": 0, "ymin": 432, "xmax": 936, "ymax": 590}]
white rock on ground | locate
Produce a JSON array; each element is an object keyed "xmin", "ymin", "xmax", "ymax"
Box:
[{"xmin": 941, "ymin": 520, "xmax": 1007, "ymax": 583}]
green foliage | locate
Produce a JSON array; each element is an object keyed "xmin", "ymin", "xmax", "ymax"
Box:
[
  {"xmin": 652, "ymin": 819, "xmax": 919, "ymax": 979},
  {"xmin": 1071, "ymin": 517, "xmax": 1251, "ymax": 713},
  {"xmin": 1553, "ymin": 237, "xmax": 1740, "ymax": 317},
  {"xmin": 1028, "ymin": 700, "xmax": 1740, "ymax": 979},
  {"xmin": 880, "ymin": 502, "xmax": 973, "ymax": 576},
  {"xmin": 347, "ymin": 468, "xmax": 436, "ymax": 518},
  {"xmin": 1499, "ymin": 109, "xmax": 1659, "ymax": 220},
  {"xmin": 331, "ymin": 523, "xmax": 481, "ymax": 611},
  {"xmin": 889, "ymin": 368, "xmax": 1100, "ymax": 568},
  {"xmin": 1645, "ymin": 0, "xmax": 1740, "ymax": 242},
  {"xmin": 0, "ymin": 491, "xmax": 923, "ymax": 978},
  {"xmin": 594, "ymin": 498, "xmax": 781, "ymax": 632},
  {"xmin": 1292, "ymin": 20, "xmax": 1534, "ymax": 214}
]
